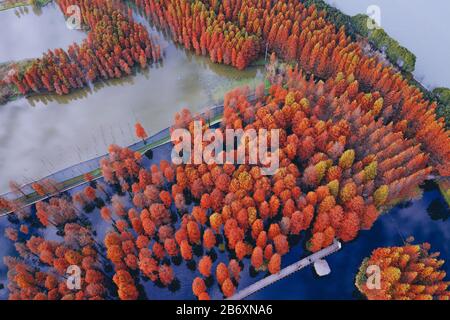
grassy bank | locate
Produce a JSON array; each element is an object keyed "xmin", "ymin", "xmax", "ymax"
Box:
[
  {"xmin": 302, "ymin": 0, "xmax": 416, "ymax": 73},
  {"xmin": 0, "ymin": 59, "xmax": 34, "ymax": 105}
]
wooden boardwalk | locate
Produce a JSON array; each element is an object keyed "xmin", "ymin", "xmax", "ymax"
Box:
[{"xmin": 227, "ymin": 239, "xmax": 342, "ymax": 300}]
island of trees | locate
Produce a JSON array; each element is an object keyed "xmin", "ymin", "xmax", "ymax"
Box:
[{"xmin": 356, "ymin": 242, "xmax": 449, "ymax": 300}]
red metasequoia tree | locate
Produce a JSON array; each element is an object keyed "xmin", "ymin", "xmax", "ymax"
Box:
[{"xmin": 135, "ymin": 122, "xmax": 148, "ymax": 143}]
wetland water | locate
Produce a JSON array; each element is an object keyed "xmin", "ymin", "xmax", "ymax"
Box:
[{"xmin": 0, "ymin": 5, "xmax": 264, "ymax": 194}]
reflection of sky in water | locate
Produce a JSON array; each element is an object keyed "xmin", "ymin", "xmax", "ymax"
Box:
[
  {"xmin": 325, "ymin": 0, "xmax": 450, "ymax": 88},
  {"xmin": 0, "ymin": 7, "xmax": 264, "ymax": 194},
  {"xmin": 0, "ymin": 4, "xmax": 85, "ymax": 62}
]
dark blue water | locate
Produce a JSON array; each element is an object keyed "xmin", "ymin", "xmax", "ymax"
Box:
[{"xmin": 0, "ymin": 142, "xmax": 449, "ymax": 300}]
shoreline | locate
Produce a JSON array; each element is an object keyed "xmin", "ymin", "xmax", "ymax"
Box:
[{"xmin": 1, "ymin": 93, "xmax": 447, "ymax": 216}]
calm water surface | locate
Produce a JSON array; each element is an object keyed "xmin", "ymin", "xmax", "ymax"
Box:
[{"xmin": 325, "ymin": 0, "xmax": 450, "ymax": 88}]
